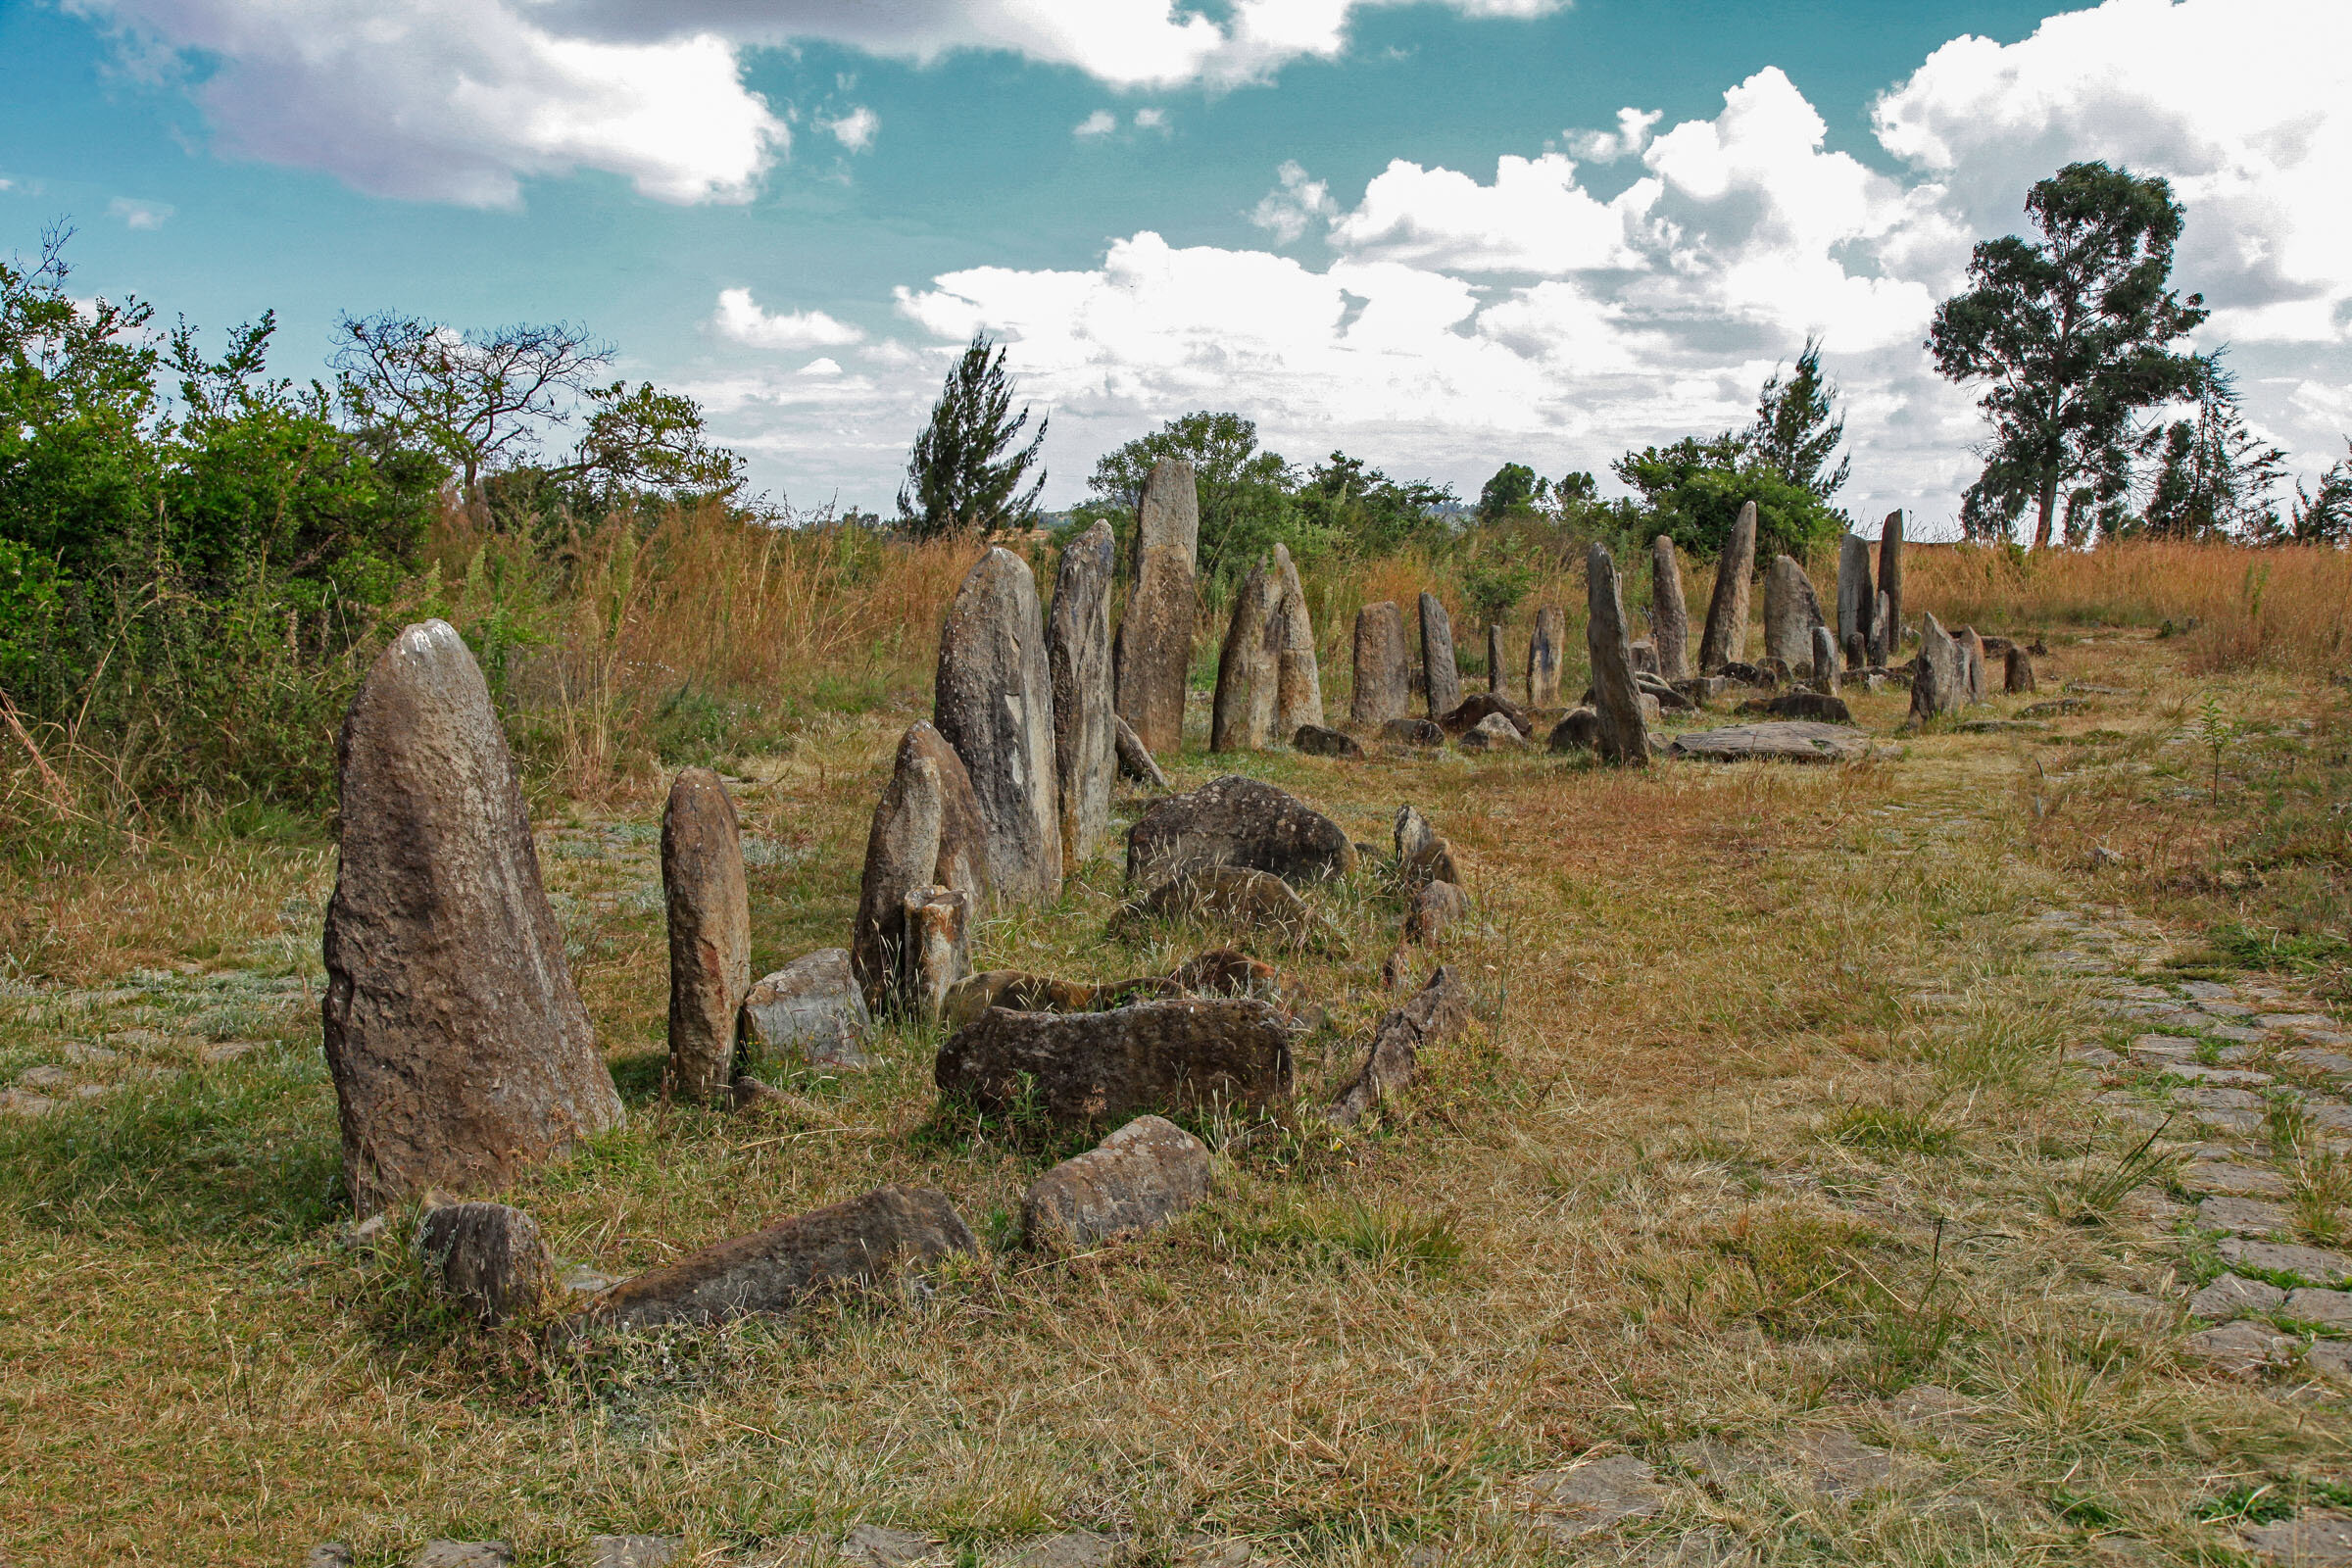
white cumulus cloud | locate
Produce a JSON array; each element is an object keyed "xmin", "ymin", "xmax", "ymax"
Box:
[
  {"xmin": 822, "ymin": 106, "xmax": 879, "ymax": 152},
  {"xmin": 108, "ymin": 196, "xmax": 172, "ymax": 229},
  {"xmin": 1250, "ymin": 161, "xmax": 1338, "ymax": 244},
  {"xmin": 1073, "ymin": 111, "xmax": 1118, "ymax": 138},
  {"xmin": 710, "ymin": 288, "xmax": 866, "ymax": 350}
]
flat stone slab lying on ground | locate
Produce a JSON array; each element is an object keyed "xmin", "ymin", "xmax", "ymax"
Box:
[
  {"xmin": 1115, "ymin": 866, "xmax": 1320, "ymax": 945},
  {"xmin": 2238, "ymin": 1510, "xmax": 2352, "ymax": 1564},
  {"xmin": 588, "ymin": 1538, "xmax": 682, "ymax": 1568},
  {"xmin": 2184, "ymin": 1318, "xmax": 2301, "ymax": 1377},
  {"xmin": 1023, "ymin": 1113, "xmax": 1211, "ymax": 1248},
  {"xmin": 1292, "ymin": 723, "xmax": 1364, "ymax": 759},
  {"xmin": 936, "ymin": 997, "xmax": 1295, "ymax": 1125},
  {"xmin": 2190, "ymin": 1273, "xmax": 2286, "ymax": 1318},
  {"xmin": 1505, "ymin": 1454, "xmax": 1665, "ymax": 1536},
  {"xmin": 2180, "ymin": 1162, "xmax": 2292, "ymax": 1199},
  {"xmin": 2220, "ymin": 1237, "xmax": 2352, "ymax": 1284},
  {"xmin": 2200, "ymin": 1195, "xmax": 2295, "ymax": 1236},
  {"xmin": 1668, "ymin": 721, "xmax": 1872, "ymax": 763},
  {"xmin": 1734, "ymin": 691, "xmax": 1854, "ymax": 724},
  {"xmin": 1671, "ymin": 1429, "xmax": 1897, "ymax": 1501}
]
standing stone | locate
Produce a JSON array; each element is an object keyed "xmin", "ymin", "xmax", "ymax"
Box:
[
  {"xmin": 2006, "ymin": 645, "xmax": 2038, "ymax": 695},
  {"xmin": 416, "ymin": 1200, "xmax": 554, "ymax": 1324},
  {"xmin": 1650, "ymin": 536, "xmax": 1690, "ymax": 683},
  {"xmin": 1270, "ymin": 543, "xmax": 1324, "ymax": 734},
  {"xmin": 1113, "ymin": 458, "xmax": 1199, "ymax": 756},
  {"xmin": 1878, "ymin": 511, "xmax": 1905, "ymax": 652},
  {"xmin": 1837, "ymin": 533, "xmax": 1876, "ymax": 664},
  {"xmin": 1695, "ymin": 501, "xmax": 1758, "ymax": 671},
  {"xmin": 1211, "ymin": 558, "xmax": 1280, "ymax": 754},
  {"xmin": 851, "ymin": 723, "xmax": 988, "ymax": 1011},
  {"xmin": 1585, "ymin": 544, "xmax": 1650, "ymax": 766},
  {"xmin": 321, "ymin": 620, "xmax": 622, "ymax": 1218},
  {"xmin": 1761, "ymin": 556, "xmax": 1815, "ymax": 672},
  {"xmin": 1909, "ymin": 613, "xmax": 1966, "ymax": 721},
  {"xmin": 662, "ymin": 768, "xmax": 751, "ymax": 1104},
  {"xmin": 1955, "ymin": 625, "xmax": 1988, "ymax": 704},
  {"xmin": 1810, "ymin": 625, "xmax": 1840, "ymax": 692},
  {"xmin": 1419, "ymin": 592, "xmax": 1461, "ymax": 718},
  {"xmin": 1526, "ymin": 606, "xmax": 1565, "ymax": 707},
  {"xmin": 1350, "ymin": 601, "xmax": 1411, "ymax": 726},
  {"xmin": 935, "ymin": 547, "xmax": 1061, "ymax": 904},
  {"xmin": 1487, "ymin": 624, "xmax": 1506, "ymax": 694},
  {"xmin": 902, "ymin": 887, "xmax": 969, "ymax": 1026},
  {"xmin": 1048, "ymin": 520, "xmax": 1116, "ymax": 867},
  {"xmin": 1869, "ymin": 590, "xmax": 1892, "ymax": 665}
]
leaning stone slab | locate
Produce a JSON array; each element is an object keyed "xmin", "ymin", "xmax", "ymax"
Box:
[
  {"xmin": 1394, "ymin": 805, "xmax": 1460, "ymax": 888},
  {"xmin": 1350, "ymin": 601, "xmax": 1411, "ymax": 727},
  {"xmin": 1113, "ymin": 715, "xmax": 1170, "ymax": 788},
  {"xmin": 662, "ymin": 766, "xmax": 751, "ymax": 1103},
  {"xmin": 1293, "ymin": 723, "xmax": 1364, "ymax": 759},
  {"xmin": 853, "ymin": 722, "xmax": 990, "ymax": 1011},
  {"xmin": 1669, "ymin": 721, "xmax": 1871, "ymax": 763},
  {"xmin": 1022, "ymin": 1113, "xmax": 1212, "ymax": 1249},
  {"xmin": 742, "ymin": 950, "xmax": 872, "ymax": 1070},
  {"xmin": 935, "ymin": 998, "xmax": 1295, "ymax": 1124},
  {"xmin": 935, "ymin": 546, "xmax": 1061, "ymax": 904},
  {"xmin": 1695, "ymin": 500, "xmax": 1757, "ymax": 671},
  {"xmin": 1114, "ymin": 457, "xmax": 1199, "ymax": 756},
  {"xmin": 1049, "ymin": 519, "xmax": 1117, "ymax": 865},
  {"xmin": 322, "ymin": 619, "xmax": 621, "ymax": 1217},
  {"xmin": 416, "ymin": 1200, "xmax": 554, "ymax": 1324},
  {"xmin": 1126, "ymin": 775, "xmax": 1354, "ymax": 887},
  {"xmin": 1116, "ymin": 865, "xmax": 1318, "ymax": 946},
  {"xmin": 1735, "ymin": 691, "xmax": 1854, "ymax": 724},
  {"xmin": 1955, "ymin": 625, "xmax": 1988, "ymax": 704},
  {"xmin": 1327, "ymin": 965, "xmax": 1470, "ymax": 1126},
  {"xmin": 1525, "ymin": 606, "xmax": 1565, "ymax": 706},
  {"xmin": 1419, "ymin": 592, "xmax": 1461, "ymax": 717},
  {"xmin": 573, "ymin": 1185, "xmax": 974, "ymax": 1333}
]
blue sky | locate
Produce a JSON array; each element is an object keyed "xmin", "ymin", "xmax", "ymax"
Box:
[{"xmin": 5, "ymin": 0, "xmax": 2350, "ymax": 533}]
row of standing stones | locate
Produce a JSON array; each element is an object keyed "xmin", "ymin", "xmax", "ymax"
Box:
[{"xmin": 313, "ymin": 466, "xmax": 2046, "ymax": 1563}]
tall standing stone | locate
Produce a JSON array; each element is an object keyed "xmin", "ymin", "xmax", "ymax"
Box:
[
  {"xmin": 1761, "ymin": 555, "xmax": 1815, "ymax": 672},
  {"xmin": 852, "ymin": 722, "xmax": 988, "ymax": 1011},
  {"xmin": 1878, "ymin": 511, "xmax": 1905, "ymax": 652},
  {"xmin": 936, "ymin": 547, "xmax": 1061, "ymax": 905},
  {"xmin": 1487, "ymin": 624, "xmax": 1506, "ymax": 694},
  {"xmin": 1048, "ymin": 520, "xmax": 1116, "ymax": 867},
  {"xmin": 1810, "ymin": 624, "xmax": 1840, "ymax": 692},
  {"xmin": 1650, "ymin": 536, "xmax": 1690, "ymax": 683},
  {"xmin": 1526, "ymin": 607, "xmax": 1564, "ymax": 707},
  {"xmin": 1585, "ymin": 544, "xmax": 1650, "ymax": 766},
  {"xmin": 1113, "ymin": 459, "xmax": 1199, "ymax": 756},
  {"xmin": 1695, "ymin": 501, "xmax": 1758, "ymax": 672},
  {"xmin": 1270, "ymin": 543, "xmax": 1324, "ymax": 733},
  {"xmin": 1419, "ymin": 592, "xmax": 1461, "ymax": 718},
  {"xmin": 321, "ymin": 620, "xmax": 621, "ymax": 1217},
  {"xmin": 1909, "ymin": 613, "xmax": 1965, "ymax": 721},
  {"xmin": 1955, "ymin": 625, "xmax": 1988, "ymax": 704},
  {"xmin": 1870, "ymin": 590, "xmax": 1892, "ymax": 665},
  {"xmin": 1211, "ymin": 558, "xmax": 1281, "ymax": 754},
  {"xmin": 1350, "ymin": 601, "xmax": 1411, "ymax": 727},
  {"xmin": 1836, "ymin": 534, "xmax": 1876, "ymax": 667},
  {"xmin": 662, "ymin": 768, "xmax": 751, "ymax": 1104}
]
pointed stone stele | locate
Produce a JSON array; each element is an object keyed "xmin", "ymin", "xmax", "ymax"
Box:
[
  {"xmin": 1486, "ymin": 624, "xmax": 1506, "ymax": 694},
  {"xmin": 1326, "ymin": 966, "xmax": 1471, "ymax": 1127},
  {"xmin": 851, "ymin": 722, "xmax": 988, "ymax": 1012},
  {"xmin": 1869, "ymin": 589, "xmax": 1892, "ymax": 664},
  {"xmin": 1526, "ymin": 606, "xmax": 1565, "ymax": 706},
  {"xmin": 1761, "ymin": 555, "xmax": 1815, "ymax": 673},
  {"xmin": 935, "ymin": 546, "xmax": 1061, "ymax": 905},
  {"xmin": 1695, "ymin": 500, "xmax": 1758, "ymax": 672},
  {"xmin": 1419, "ymin": 591, "xmax": 1461, "ymax": 717},
  {"xmin": 1650, "ymin": 536, "xmax": 1691, "ymax": 683},
  {"xmin": 1837, "ymin": 532, "xmax": 1876, "ymax": 663},
  {"xmin": 1113, "ymin": 457, "xmax": 1199, "ymax": 756},
  {"xmin": 662, "ymin": 767, "xmax": 750, "ymax": 1104},
  {"xmin": 1271, "ymin": 543, "xmax": 1324, "ymax": 733},
  {"xmin": 1585, "ymin": 544, "xmax": 1650, "ymax": 765},
  {"xmin": 1909, "ymin": 613, "xmax": 1967, "ymax": 721},
  {"xmin": 321, "ymin": 619, "xmax": 621, "ymax": 1218},
  {"xmin": 1810, "ymin": 624, "xmax": 1840, "ymax": 693},
  {"xmin": 1350, "ymin": 601, "xmax": 1411, "ymax": 726},
  {"xmin": 1211, "ymin": 557, "xmax": 1281, "ymax": 753},
  {"xmin": 1878, "ymin": 509, "xmax": 1905, "ymax": 649},
  {"xmin": 1048, "ymin": 518, "xmax": 1116, "ymax": 867}
]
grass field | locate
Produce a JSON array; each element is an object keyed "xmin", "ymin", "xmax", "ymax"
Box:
[{"xmin": 1, "ymin": 543, "xmax": 2349, "ymax": 1567}]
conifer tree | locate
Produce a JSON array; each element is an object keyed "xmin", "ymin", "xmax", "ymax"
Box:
[{"xmin": 897, "ymin": 333, "xmax": 1048, "ymax": 538}]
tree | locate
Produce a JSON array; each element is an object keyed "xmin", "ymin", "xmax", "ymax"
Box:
[
  {"xmin": 2137, "ymin": 354, "xmax": 2286, "ymax": 539},
  {"xmin": 1611, "ymin": 435, "xmax": 1841, "ymax": 564},
  {"xmin": 1743, "ymin": 335, "xmax": 1849, "ymax": 504},
  {"xmin": 2286, "ymin": 443, "xmax": 2352, "ymax": 546},
  {"xmin": 1931, "ymin": 161, "xmax": 2209, "ymax": 549},
  {"xmin": 1477, "ymin": 462, "xmax": 1543, "ymax": 523},
  {"xmin": 1292, "ymin": 452, "xmax": 1454, "ymax": 557},
  {"xmin": 1085, "ymin": 411, "xmax": 1298, "ymax": 584},
  {"xmin": 898, "ymin": 333, "xmax": 1047, "ymax": 538}
]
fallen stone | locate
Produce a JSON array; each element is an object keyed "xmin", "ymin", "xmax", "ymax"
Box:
[
  {"xmin": 1293, "ymin": 723, "xmax": 1363, "ymax": 759},
  {"xmin": 1022, "ymin": 1113, "xmax": 1212, "ymax": 1248},
  {"xmin": 1717, "ymin": 661, "xmax": 1776, "ymax": 687},
  {"xmin": 2285, "ymin": 1287, "xmax": 2352, "ymax": 1331},
  {"xmin": 1458, "ymin": 712, "xmax": 1526, "ymax": 752},
  {"xmin": 1634, "ymin": 671, "xmax": 1692, "ymax": 710},
  {"xmin": 2220, "ymin": 1237, "xmax": 2352, "ymax": 1285},
  {"xmin": 1508, "ymin": 1454, "xmax": 1664, "ymax": 1537},
  {"xmin": 1380, "ymin": 716, "xmax": 1445, "ymax": 747},
  {"xmin": 1438, "ymin": 691, "xmax": 1532, "ymax": 737},
  {"xmin": 416, "ymin": 1200, "xmax": 554, "ymax": 1324},
  {"xmin": 586, "ymin": 1537, "xmax": 682, "ymax": 1568},
  {"xmin": 1048, "ymin": 519, "xmax": 1118, "ymax": 865},
  {"xmin": 1394, "ymin": 805, "xmax": 1460, "ymax": 888},
  {"xmin": 2183, "ymin": 1318, "xmax": 2298, "ymax": 1377},
  {"xmin": 1407, "ymin": 881, "xmax": 1469, "ymax": 946},
  {"xmin": 573, "ymin": 1186, "xmax": 975, "ymax": 1333},
  {"xmin": 1127, "ymin": 776, "xmax": 1354, "ymax": 889},
  {"xmin": 1114, "ymin": 458, "xmax": 1199, "ymax": 756},
  {"xmin": 1350, "ymin": 601, "xmax": 1412, "ymax": 727},
  {"xmin": 2201, "ymin": 1196, "xmax": 2295, "ymax": 1236},
  {"xmin": 838, "ymin": 1524, "xmax": 948, "ymax": 1567},
  {"xmin": 307, "ymin": 1547, "xmax": 355, "ymax": 1568},
  {"xmin": 743, "ymin": 951, "xmax": 873, "ymax": 1070},
  {"xmin": 1956, "ymin": 718, "xmax": 2042, "ymax": 734},
  {"xmin": 1734, "ymin": 691, "xmax": 1853, "ymax": 724},
  {"xmin": 935, "ymin": 547, "xmax": 1062, "ymax": 904},
  {"xmin": 2309, "ymin": 1342, "xmax": 2352, "ymax": 1383},
  {"xmin": 412, "ymin": 1544, "xmax": 512, "ymax": 1568},
  {"xmin": 1669, "ymin": 721, "xmax": 1871, "ymax": 763},
  {"xmin": 2018, "ymin": 699, "xmax": 2084, "ymax": 718},
  {"xmin": 1525, "ymin": 606, "xmax": 1565, "ymax": 706},
  {"xmin": 1118, "ymin": 866, "xmax": 1319, "ymax": 946},
  {"xmin": 2180, "ymin": 1162, "xmax": 2289, "ymax": 1198},
  {"xmin": 1113, "ymin": 715, "xmax": 1170, "ymax": 789},
  {"xmin": 936, "ymin": 998, "xmax": 1294, "ymax": 1125},
  {"xmin": 945, "ymin": 971, "xmax": 1139, "ymax": 1031},
  {"xmin": 1004, "ymin": 1531, "xmax": 1120, "ymax": 1568},
  {"xmin": 2238, "ymin": 1510, "xmax": 2352, "ymax": 1564},
  {"xmin": 662, "ymin": 767, "xmax": 752, "ymax": 1103},
  {"xmin": 1650, "ymin": 536, "xmax": 1690, "ymax": 682},
  {"xmin": 1695, "ymin": 500, "xmax": 1757, "ymax": 672},
  {"xmin": 2190, "ymin": 1273, "xmax": 2288, "ymax": 1317},
  {"xmin": 1327, "ymin": 965, "xmax": 1471, "ymax": 1127},
  {"xmin": 322, "ymin": 619, "xmax": 622, "ymax": 1217},
  {"xmin": 1546, "ymin": 708, "xmax": 1601, "ymax": 753}
]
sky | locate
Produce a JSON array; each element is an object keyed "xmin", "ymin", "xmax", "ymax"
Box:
[{"xmin": 4, "ymin": 0, "xmax": 2351, "ymax": 537}]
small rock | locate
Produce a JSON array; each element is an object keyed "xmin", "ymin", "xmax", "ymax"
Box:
[
  {"xmin": 2173, "ymin": 1086, "xmax": 2264, "ymax": 1110},
  {"xmin": 416, "ymin": 1200, "xmax": 556, "ymax": 1324},
  {"xmin": 2200, "ymin": 1195, "xmax": 2295, "ymax": 1236},
  {"xmin": 2308, "ymin": 1342, "xmax": 2352, "ymax": 1382},
  {"xmin": 839, "ymin": 1524, "xmax": 948, "ymax": 1566},
  {"xmin": 339, "ymin": 1212, "xmax": 390, "ymax": 1250},
  {"xmin": 1292, "ymin": 724, "xmax": 1364, "ymax": 759},
  {"xmin": 2264, "ymin": 1014, "xmax": 2344, "ymax": 1033},
  {"xmin": 2238, "ymin": 1510, "xmax": 2352, "ymax": 1563},
  {"xmin": 2190, "ymin": 1274, "xmax": 2287, "ymax": 1318},
  {"xmin": 200, "ymin": 1041, "xmax": 259, "ymax": 1063},
  {"xmin": 1508, "ymin": 1453, "xmax": 1664, "ymax": 1535},
  {"xmin": 1022, "ymin": 1114, "xmax": 1212, "ymax": 1249},
  {"xmin": 1879, "ymin": 1384, "xmax": 1976, "ymax": 1427},
  {"xmin": 1379, "ymin": 716, "xmax": 1446, "ymax": 748},
  {"xmin": 742, "ymin": 951, "xmax": 873, "ymax": 1070},
  {"xmin": 2181, "ymin": 1162, "xmax": 2291, "ymax": 1199},
  {"xmin": 2068, "ymin": 1045, "xmax": 2122, "ymax": 1068},
  {"xmin": 2183, "ymin": 1318, "xmax": 2298, "ymax": 1377},
  {"xmin": 412, "ymin": 1544, "xmax": 514, "ymax": 1568},
  {"xmin": 587, "ymin": 1538, "xmax": 682, "ymax": 1568},
  {"xmin": 0, "ymin": 1089, "xmax": 57, "ymax": 1117},
  {"xmin": 2286, "ymin": 1288, "xmax": 2352, "ymax": 1331},
  {"xmin": 1004, "ymin": 1530, "xmax": 1119, "ymax": 1566},
  {"xmin": 1406, "ymin": 881, "xmax": 1469, "ymax": 946},
  {"xmin": 2129, "ymin": 1033, "xmax": 2199, "ymax": 1059},
  {"xmin": 1457, "ymin": 711, "xmax": 1527, "ymax": 751},
  {"xmin": 1327, "ymin": 966, "xmax": 1472, "ymax": 1127},
  {"xmin": 1438, "ymin": 691, "xmax": 1533, "ymax": 737},
  {"xmin": 936, "ymin": 998, "xmax": 1295, "ymax": 1126},
  {"xmin": 18, "ymin": 1064, "xmax": 71, "ymax": 1090},
  {"xmin": 306, "ymin": 1546, "xmax": 356, "ymax": 1568},
  {"xmin": 2221, "ymin": 1238, "xmax": 2352, "ymax": 1285},
  {"xmin": 1393, "ymin": 805, "xmax": 1460, "ymax": 888}
]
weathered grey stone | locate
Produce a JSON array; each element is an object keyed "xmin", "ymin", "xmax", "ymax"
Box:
[
  {"xmin": 1636, "ymin": 671, "xmax": 1692, "ymax": 710},
  {"xmin": 1293, "ymin": 723, "xmax": 1364, "ymax": 759},
  {"xmin": 1350, "ymin": 601, "xmax": 1412, "ymax": 726},
  {"xmin": 2005, "ymin": 645, "xmax": 2036, "ymax": 695},
  {"xmin": 2220, "ymin": 1237, "xmax": 2352, "ymax": 1284},
  {"xmin": 1674, "ymin": 675, "xmax": 1726, "ymax": 706},
  {"xmin": 1113, "ymin": 715, "xmax": 1170, "ymax": 788},
  {"xmin": 663, "ymin": 767, "xmax": 751, "ymax": 1103},
  {"xmin": 573, "ymin": 1185, "xmax": 974, "ymax": 1333},
  {"xmin": 1458, "ymin": 712, "xmax": 1527, "ymax": 752},
  {"xmin": 2189, "ymin": 1272, "xmax": 2286, "ymax": 1318},
  {"xmin": 1395, "ymin": 805, "xmax": 1460, "ymax": 888},
  {"xmin": 1127, "ymin": 775, "xmax": 1354, "ymax": 887},
  {"xmin": 1419, "ymin": 592, "xmax": 1461, "ymax": 717},
  {"xmin": 1736, "ymin": 691, "xmax": 1854, "ymax": 724},
  {"xmin": 1547, "ymin": 707, "xmax": 1601, "ymax": 753},
  {"xmin": 1508, "ymin": 1454, "xmax": 1664, "ymax": 1537},
  {"xmin": 742, "ymin": 950, "xmax": 872, "ymax": 1069},
  {"xmin": 1440, "ymin": 691, "xmax": 1532, "ymax": 736},
  {"xmin": 1908, "ymin": 613, "xmax": 1965, "ymax": 721},
  {"xmin": 1526, "ymin": 606, "xmax": 1565, "ymax": 706},
  {"xmin": 1270, "ymin": 543, "xmax": 1324, "ymax": 734},
  {"xmin": 1809, "ymin": 624, "xmax": 1840, "ymax": 691},
  {"xmin": 1117, "ymin": 865, "xmax": 1317, "ymax": 945},
  {"xmin": 1878, "ymin": 511, "xmax": 1904, "ymax": 649},
  {"xmin": 1628, "ymin": 638, "xmax": 1660, "ymax": 676},
  {"xmin": 1761, "ymin": 555, "xmax": 1816, "ymax": 672},
  {"xmin": 322, "ymin": 619, "xmax": 622, "ymax": 1217},
  {"xmin": 2184, "ymin": 1318, "xmax": 2298, "ymax": 1377},
  {"xmin": 2199, "ymin": 1195, "xmax": 2293, "ymax": 1236},
  {"xmin": 935, "ymin": 547, "xmax": 1061, "ymax": 904},
  {"xmin": 852, "ymin": 724, "xmax": 986, "ymax": 1010},
  {"xmin": 1114, "ymin": 457, "xmax": 1199, "ymax": 756},
  {"xmin": 1049, "ymin": 519, "xmax": 1117, "ymax": 866},
  {"xmin": 1650, "ymin": 535, "xmax": 1690, "ymax": 682},
  {"xmin": 1837, "ymin": 533, "xmax": 1875, "ymax": 660},
  {"xmin": 1954, "ymin": 625, "xmax": 1987, "ymax": 704},
  {"xmin": 1022, "ymin": 1113, "xmax": 1211, "ymax": 1248},
  {"xmin": 1869, "ymin": 588, "xmax": 1892, "ymax": 664},
  {"xmin": 2286, "ymin": 1288, "xmax": 2352, "ymax": 1331},
  {"xmin": 936, "ymin": 998, "xmax": 1295, "ymax": 1124},
  {"xmin": 1669, "ymin": 721, "xmax": 1871, "ymax": 763},
  {"xmin": 1406, "ymin": 879, "xmax": 1469, "ymax": 946},
  {"xmin": 585, "ymin": 1538, "xmax": 681, "ymax": 1568},
  {"xmin": 1004, "ymin": 1531, "xmax": 1120, "ymax": 1568},
  {"xmin": 416, "ymin": 1200, "xmax": 553, "ymax": 1324},
  {"xmin": 307, "ymin": 1547, "xmax": 356, "ymax": 1568},
  {"xmin": 838, "ymin": 1524, "xmax": 945, "ymax": 1567},
  {"xmin": 1327, "ymin": 965, "xmax": 1471, "ymax": 1126},
  {"xmin": 901, "ymin": 887, "xmax": 969, "ymax": 1027},
  {"xmin": 412, "ymin": 1544, "xmax": 512, "ymax": 1568},
  {"xmin": 1695, "ymin": 500, "xmax": 1758, "ymax": 671},
  {"xmin": 1211, "ymin": 557, "xmax": 1281, "ymax": 754},
  {"xmin": 1380, "ymin": 716, "xmax": 1445, "ymax": 747},
  {"xmin": 1485, "ymin": 623, "xmax": 1506, "ymax": 693},
  {"xmin": 1585, "ymin": 543, "xmax": 1649, "ymax": 765},
  {"xmin": 2237, "ymin": 1510, "xmax": 2352, "ymax": 1564}
]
